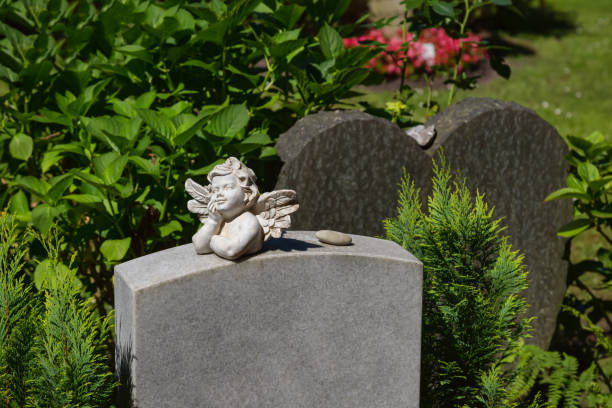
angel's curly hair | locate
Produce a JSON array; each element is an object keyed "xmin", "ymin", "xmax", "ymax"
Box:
[{"xmin": 208, "ymin": 157, "xmax": 259, "ymax": 208}]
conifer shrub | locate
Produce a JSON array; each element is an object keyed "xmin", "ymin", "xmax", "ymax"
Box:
[
  {"xmin": 384, "ymin": 156, "xmax": 532, "ymax": 406},
  {"xmin": 384, "ymin": 155, "xmax": 612, "ymax": 407},
  {"xmin": 0, "ymin": 214, "xmax": 114, "ymax": 407}
]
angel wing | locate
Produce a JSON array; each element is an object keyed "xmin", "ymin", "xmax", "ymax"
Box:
[
  {"xmin": 185, "ymin": 178, "xmax": 212, "ymax": 222},
  {"xmin": 253, "ymin": 190, "xmax": 299, "ymax": 241}
]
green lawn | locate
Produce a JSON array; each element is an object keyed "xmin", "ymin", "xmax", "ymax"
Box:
[{"xmin": 360, "ymin": 0, "xmax": 612, "ymax": 139}]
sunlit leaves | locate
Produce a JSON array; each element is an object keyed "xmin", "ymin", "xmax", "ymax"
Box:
[
  {"xmin": 430, "ymin": 1, "xmax": 455, "ymax": 17},
  {"xmin": 93, "ymin": 152, "xmax": 128, "ymax": 185},
  {"xmin": 9, "ymin": 133, "xmax": 33, "ymax": 160},
  {"xmin": 100, "ymin": 238, "xmax": 132, "ymax": 261},
  {"xmin": 208, "ymin": 104, "xmax": 250, "ymax": 138},
  {"xmin": 319, "ymin": 24, "xmax": 344, "ymax": 60}
]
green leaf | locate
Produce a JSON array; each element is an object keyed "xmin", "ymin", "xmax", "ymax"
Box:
[
  {"xmin": 490, "ymin": 0, "xmax": 512, "ymax": 5},
  {"xmin": 401, "ymin": 0, "xmax": 425, "ymax": 8},
  {"xmin": 22, "ymin": 61, "xmax": 53, "ymax": 88},
  {"xmin": 159, "ymin": 220, "xmax": 183, "ymax": 238},
  {"xmin": 93, "ymin": 152, "xmax": 129, "ymax": 185},
  {"xmin": 8, "ymin": 190, "xmax": 31, "ymax": 222},
  {"xmin": 174, "ymin": 103, "xmax": 227, "ymax": 147},
  {"xmin": 226, "ymin": 65, "xmax": 261, "ymax": 86},
  {"xmin": 586, "ymin": 131, "xmax": 604, "ymax": 144},
  {"xmin": 41, "ymin": 150, "xmax": 64, "ymax": 172},
  {"xmin": 135, "ymin": 92, "xmax": 157, "ymax": 109},
  {"xmin": 208, "ymin": 104, "xmax": 250, "ymax": 138},
  {"xmin": 319, "ymin": 23, "xmax": 344, "ymax": 60},
  {"xmin": 186, "ymin": 158, "xmax": 225, "ymax": 176},
  {"xmin": 160, "ymin": 101, "xmax": 192, "ymax": 118},
  {"xmin": 270, "ymin": 38, "xmax": 308, "ymax": 62},
  {"xmin": 31, "ymin": 108, "xmax": 73, "ymax": 127},
  {"xmin": 274, "ymin": 29, "xmax": 302, "ymax": 43},
  {"xmin": 591, "ymin": 209, "xmax": 612, "ymax": 219},
  {"xmin": 489, "ymin": 55, "xmax": 510, "ymax": 79},
  {"xmin": 181, "ymin": 60, "xmax": 217, "ymax": 72},
  {"xmin": 588, "ymin": 176, "xmax": 612, "ymax": 192},
  {"xmin": 129, "ymin": 156, "xmax": 160, "ymax": 177},
  {"xmin": 111, "ymin": 99, "xmax": 138, "ymax": 118},
  {"xmin": 558, "ymin": 218, "xmax": 592, "ymax": 237},
  {"xmin": 47, "ymin": 174, "xmax": 74, "ymax": 204},
  {"xmin": 578, "ymin": 162, "xmax": 599, "ymax": 182},
  {"xmin": 100, "ymin": 237, "xmax": 132, "ymax": 261},
  {"xmin": 137, "ymin": 109, "xmax": 177, "ymax": 142},
  {"xmin": 71, "ymin": 170, "xmax": 106, "ymax": 187},
  {"xmin": 116, "ymin": 44, "xmax": 153, "ymax": 63},
  {"xmin": 9, "ymin": 133, "xmax": 33, "ymax": 160},
  {"xmin": 55, "ymin": 91, "xmax": 77, "ymax": 117},
  {"xmin": 51, "ymin": 142, "xmax": 84, "ymax": 156},
  {"xmin": 13, "ymin": 176, "xmax": 50, "ymax": 197},
  {"xmin": 272, "ymin": 4, "xmax": 306, "ymax": 28},
  {"xmin": 34, "ymin": 259, "xmax": 71, "ymax": 291},
  {"xmin": 62, "ymin": 194, "xmax": 103, "ymax": 204},
  {"xmin": 243, "ymin": 132, "xmax": 272, "ymax": 145},
  {"xmin": 194, "ymin": 20, "xmax": 228, "ymax": 45},
  {"xmin": 32, "ymin": 203, "xmax": 61, "ymax": 234},
  {"xmin": 566, "ymin": 173, "xmax": 586, "ymax": 191},
  {"xmin": 259, "ymin": 146, "xmax": 277, "ymax": 158},
  {"xmin": 82, "ymin": 116, "xmax": 124, "ymax": 139},
  {"xmin": 566, "ymin": 135, "xmax": 592, "ymax": 152},
  {"xmin": 544, "ymin": 187, "xmax": 590, "ymax": 201},
  {"xmin": 430, "ymin": 1, "xmax": 456, "ymax": 17}
]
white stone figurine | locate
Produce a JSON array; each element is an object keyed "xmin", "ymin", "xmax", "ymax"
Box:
[{"xmin": 185, "ymin": 157, "xmax": 299, "ymax": 260}]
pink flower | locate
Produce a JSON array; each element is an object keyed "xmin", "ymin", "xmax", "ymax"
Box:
[{"xmin": 342, "ymin": 27, "xmax": 487, "ymax": 77}]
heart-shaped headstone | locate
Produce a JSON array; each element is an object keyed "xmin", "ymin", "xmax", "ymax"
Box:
[{"xmin": 275, "ymin": 98, "xmax": 572, "ymax": 349}]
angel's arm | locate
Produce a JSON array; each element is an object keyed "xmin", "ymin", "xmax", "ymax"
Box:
[
  {"xmin": 209, "ymin": 213, "xmax": 262, "ymax": 260},
  {"xmin": 192, "ymin": 202, "xmax": 223, "ymax": 254}
]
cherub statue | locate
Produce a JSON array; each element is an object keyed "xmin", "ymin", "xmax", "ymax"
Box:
[{"xmin": 185, "ymin": 157, "xmax": 299, "ymax": 260}]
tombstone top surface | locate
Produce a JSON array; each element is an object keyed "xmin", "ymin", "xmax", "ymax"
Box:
[{"xmin": 115, "ymin": 231, "xmax": 421, "ymax": 292}]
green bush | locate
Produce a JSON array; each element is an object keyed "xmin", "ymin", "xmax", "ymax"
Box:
[
  {"xmin": 0, "ymin": 0, "xmax": 380, "ymax": 309},
  {"xmin": 384, "ymin": 156, "xmax": 531, "ymax": 406},
  {"xmin": 509, "ymin": 343, "xmax": 612, "ymax": 407},
  {"xmin": 385, "ymin": 154, "xmax": 612, "ymax": 406},
  {"xmin": 545, "ymin": 130, "xmax": 612, "ymax": 397},
  {"xmin": 0, "ymin": 214, "xmax": 114, "ymax": 407}
]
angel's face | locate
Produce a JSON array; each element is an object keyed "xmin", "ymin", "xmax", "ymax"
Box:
[{"xmin": 210, "ymin": 174, "xmax": 245, "ymax": 218}]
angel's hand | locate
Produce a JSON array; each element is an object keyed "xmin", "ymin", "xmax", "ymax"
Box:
[{"xmin": 207, "ymin": 199, "xmax": 222, "ymax": 224}]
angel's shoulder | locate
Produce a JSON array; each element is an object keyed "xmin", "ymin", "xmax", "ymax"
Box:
[{"xmin": 234, "ymin": 211, "xmax": 260, "ymax": 225}]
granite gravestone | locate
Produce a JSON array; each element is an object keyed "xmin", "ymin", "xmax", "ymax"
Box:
[
  {"xmin": 274, "ymin": 98, "xmax": 571, "ymax": 349},
  {"xmin": 115, "ymin": 231, "xmax": 423, "ymax": 408}
]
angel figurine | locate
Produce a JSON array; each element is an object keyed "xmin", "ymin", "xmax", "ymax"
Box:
[{"xmin": 185, "ymin": 157, "xmax": 299, "ymax": 260}]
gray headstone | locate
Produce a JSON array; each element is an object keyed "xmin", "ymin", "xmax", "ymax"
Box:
[
  {"xmin": 274, "ymin": 98, "xmax": 572, "ymax": 349},
  {"xmin": 115, "ymin": 231, "xmax": 423, "ymax": 408}
]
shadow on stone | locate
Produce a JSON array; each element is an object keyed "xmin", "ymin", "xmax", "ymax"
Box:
[
  {"xmin": 115, "ymin": 328, "xmax": 136, "ymax": 408},
  {"xmin": 263, "ymin": 237, "xmax": 322, "ymax": 252}
]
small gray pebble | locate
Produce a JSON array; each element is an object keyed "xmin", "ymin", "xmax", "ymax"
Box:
[{"xmin": 315, "ymin": 230, "xmax": 352, "ymax": 246}]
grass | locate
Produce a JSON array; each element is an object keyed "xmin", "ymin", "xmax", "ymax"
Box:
[{"xmin": 359, "ymin": 0, "xmax": 612, "ymax": 139}]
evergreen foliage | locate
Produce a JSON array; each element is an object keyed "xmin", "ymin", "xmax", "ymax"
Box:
[
  {"xmin": 508, "ymin": 344, "xmax": 612, "ymax": 407},
  {"xmin": 385, "ymin": 155, "xmax": 612, "ymax": 407},
  {"xmin": 384, "ymin": 156, "xmax": 532, "ymax": 407},
  {"xmin": 0, "ymin": 215, "xmax": 37, "ymax": 407},
  {"xmin": 0, "ymin": 215, "xmax": 114, "ymax": 407}
]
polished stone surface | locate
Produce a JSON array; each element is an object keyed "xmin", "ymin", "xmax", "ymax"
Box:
[
  {"xmin": 115, "ymin": 231, "xmax": 423, "ymax": 408},
  {"xmin": 275, "ymin": 99, "xmax": 571, "ymax": 348}
]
